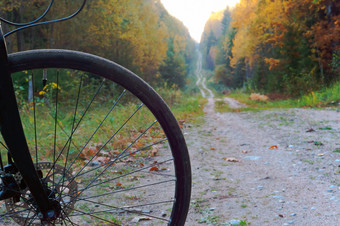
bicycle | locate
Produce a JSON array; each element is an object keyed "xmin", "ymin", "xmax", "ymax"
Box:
[{"xmin": 0, "ymin": 0, "xmax": 191, "ymax": 225}]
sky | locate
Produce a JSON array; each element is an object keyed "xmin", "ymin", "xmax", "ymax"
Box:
[{"xmin": 160, "ymin": 0, "xmax": 240, "ymax": 42}]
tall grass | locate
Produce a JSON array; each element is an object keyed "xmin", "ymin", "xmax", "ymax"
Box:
[{"xmin": 227, "ymin": 81, "xmax": 340, "ymax": 110}]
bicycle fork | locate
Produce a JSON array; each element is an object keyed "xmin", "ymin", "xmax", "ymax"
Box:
[{"xmin": 0, "ymin": 25, "xmax": 59, "ymax": 222}]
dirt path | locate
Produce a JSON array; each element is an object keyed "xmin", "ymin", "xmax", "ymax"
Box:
[{"xmin": 185, "ymin": 55, "xmax": 340, "ymax": 225}]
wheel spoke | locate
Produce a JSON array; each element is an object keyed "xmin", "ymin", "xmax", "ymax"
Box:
[
  {"xmin": 45, "ymin": 78, "xmax": 105, "ymax": 183},
  {"xmin": 61, "ymin": 74, "xmax": 84, "ymax": 189},
  {"xmin": 31, "ymin": 70, "xmax": 38, "ymax": 164},
  {"xmin": 53, "ymin": 70, "xmax": 59, "ymax": 185},
  {"xmin": 54, "ymin": 103, "xmax": 144, "ymax": 197},
  {"xmin": 66, "ymin": 206, "xmax": 120, "ymax": 225},
  {"xmin": 4, "ymin": 49, "xmax": 190, "ymax": 224},
  {"xmin": 69, "ymin": 199, "xmax": 172, "ymax": 222},
  {"xmin": 61, "ymin": 89, "xmax": 126, "ymax": 183},
  {"xmin": 75, "ymin": 179, "xmax": 176, "ymax": 201}
]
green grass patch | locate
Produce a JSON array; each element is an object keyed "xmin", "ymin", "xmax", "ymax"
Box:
[
  {"xmin": 228, "ymin": 81, "xmax": 340, "ymax": 110},
  {"xmin": 172, "ymin": 95, "xmax": 206, "ymax": 123}
]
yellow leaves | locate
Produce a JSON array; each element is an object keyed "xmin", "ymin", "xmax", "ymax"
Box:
[
  {"xmin": 249, "ymin": 93, "xmax": 269, "ymax": 102},
  {"xmin": 264, "ymin": 58, "xmax": 281, "ymax": 70}
]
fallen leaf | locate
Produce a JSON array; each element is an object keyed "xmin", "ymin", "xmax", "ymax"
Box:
[
  {"xmin": 210, "ymin": 148, "xmax": 216, "ymax": 151},
  {"xmin": 278, "ymin": 214, "xmax": 284, "ymax": 218},
  {"xmin": 223, "ymin": 157, "xmax": 240, "ymax": 162},
  {"xmin": 269, "ymin": 145, "xmax": 278, "ymax": 149},
  {"xmin": 149, "ymin": 166, "xmax": 159, "ymax": 172},
  {"xmin": 132, "ymin": 217, "xmax": 152, "ymax": 223},
  {"xmin": 317, "ymin": 153, "xmax": 324, "ymax": 156},
  {"xmin": 140, "ymin": 163, "xmax": 145, "ymax": 167},
  {"xmin": 116, "ymin": 182, "xmax": 122, "ymax": 187},
  {"xmin": 135, "ymin": 141, "xmax": 144, "ymax": 148}
]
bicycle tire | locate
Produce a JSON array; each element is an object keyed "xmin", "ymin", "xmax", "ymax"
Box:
[{"xmin": 1, "ymin": 49, "xmax": 191, "ymax": 225}]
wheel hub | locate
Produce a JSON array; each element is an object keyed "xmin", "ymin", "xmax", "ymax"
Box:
[{"xmin": 5, "ymin": 162, "xmax": 78, "ymax": 225}]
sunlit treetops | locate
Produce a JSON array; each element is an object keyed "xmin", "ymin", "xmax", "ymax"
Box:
[
  {"xmin": 0, "ymin": 0, "xmax": 195, "ymax": 88},
  {"xmin": 201, "ymin": 0, "xmax": 340, "ymax": 96}
]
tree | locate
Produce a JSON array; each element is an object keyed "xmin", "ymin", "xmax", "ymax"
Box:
[{"xmin": 159, "ymin": 38, "xmax": 187, "ymax": 88}]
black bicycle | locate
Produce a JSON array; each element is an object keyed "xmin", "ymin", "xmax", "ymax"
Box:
[{"xmin": 0, "ymin": 1, "xmax": 191, "ymax": 225}]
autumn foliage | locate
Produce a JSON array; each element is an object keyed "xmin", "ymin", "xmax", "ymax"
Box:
[
  {"xmin": 0, "ymin": 0, "xmax": 195, "ymax": 88},
  {"xmin": 201, "ymin": 0, "xmax": 340, "ymax": 96}
]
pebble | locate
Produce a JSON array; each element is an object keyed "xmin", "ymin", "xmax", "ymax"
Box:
[
  {"xmin": 279, "ymin": 199, "xmax": 285, "ymax": 203},
  {"xmin": 311, "ymin": 207, "xmax": 316, "ymax": 210},
  {"xmin": 330, "ymin": 197, "xmax": 335, "ymax": 201},
  {"xmin": 330, "ymin": 185, "xmax": 337, "ymax": 188},
  {"xmin": 288, "ymin": 220, "xmax": 295, "ymax": 224},
  {"xmin": 335, "ymin": 159, "xmax": 340, "ymax": 162},
  {"xmin": 89, "ymin": 160, "xmax": 101, "ymax": 167},
  {"xmin": 229, "ymin": 219, "xmax": 241, "ymax": 225},
  {"xmin": 257, "ymin": 186, "xmax": 264, "ymax": 191},
  {"xmin": 244, "ymin": 156, "xmax": 262, "ymax": 160},
  {"xmin": 142, "ymin": 209, "xmax": 151, "ymax": 213},
  {"xmin": 290, "ymin": 213, "xmax": 297, "ymax": 216},
  {"xmin": 273, "ymin": 196, "xmax": 284, "ymax": 199}
]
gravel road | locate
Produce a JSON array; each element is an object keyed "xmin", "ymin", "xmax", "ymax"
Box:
[{"xmin": 186, "ymin": 55, "xmax": 340, "ymax": 225}]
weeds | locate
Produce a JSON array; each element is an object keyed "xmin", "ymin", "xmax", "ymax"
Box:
[{"xmin": 227, "ymin": 81, "xmax": 340, "ymax": 110}]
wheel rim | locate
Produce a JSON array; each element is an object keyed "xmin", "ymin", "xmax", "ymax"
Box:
[{"xmin": 0, "ymin": 51, "xmax": 191, "ymax": 226}]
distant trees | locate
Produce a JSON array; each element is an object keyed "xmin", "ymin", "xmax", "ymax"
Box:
[
  {"xmin": 201, "ymin": 0, "xmax": 340, "ymax": 96},
  {"xmin": 0, "ymin": 0, "xmax": 195, "ymax": 88}
]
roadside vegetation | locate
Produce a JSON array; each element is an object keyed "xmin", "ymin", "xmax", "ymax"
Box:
[
  {"xmin": 201, "ymin": 0, "xmax": 339, "ymax": 105},
  {"xmin": 215, "ymin": 81, "xmax": 340, "ymax": 112}
]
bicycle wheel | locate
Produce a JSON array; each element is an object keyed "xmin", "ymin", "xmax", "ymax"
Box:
[{"xmin": 0, "ymin": 49, "xmax": 191, "ymax": 225}]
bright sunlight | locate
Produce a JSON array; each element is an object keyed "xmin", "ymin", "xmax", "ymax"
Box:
[{"xmin": 160, "ymin": 0, "xmax": 240, "ymax": 42}]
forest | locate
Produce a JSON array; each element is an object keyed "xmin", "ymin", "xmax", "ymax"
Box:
[
  {"xmin": 201, "ymin": 0, "xmax": 340, "ymax": 97},
  {"xmin": 0, "ymin": 0, "xmax": 196, "ymax": 89}
]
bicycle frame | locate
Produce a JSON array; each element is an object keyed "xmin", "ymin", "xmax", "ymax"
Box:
[{"xmin": 0, "ymin": 25, "xmax": 55, "ymax": 221}]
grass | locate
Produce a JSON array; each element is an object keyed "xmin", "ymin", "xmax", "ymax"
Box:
[
  {"xmin": 225, "ymin": 81, "xmax": 340, "ymax": 111},
  {"xmin": 0, "ymin": 83, "xmax": 203, "ymax": 162},
  {"xmin": 171, "ymin": 95, "xmax": 206, "ymax": 123}
]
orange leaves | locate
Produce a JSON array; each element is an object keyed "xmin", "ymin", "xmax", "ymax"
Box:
[
  {"xmin": 149, "ymin": 166, "xmax": 159, "ymax": 172},
  {"xmin": 264, "ymin": 58, "xmax": 281, "ymax": 70},
  {"xmin": 79, "ymin": 146, "xmax": 98, "ymax": 159}
]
